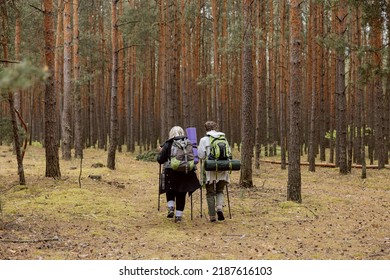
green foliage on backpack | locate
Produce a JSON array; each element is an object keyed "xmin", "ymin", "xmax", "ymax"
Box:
[
  {"xmin": 170, "ymin": 138, "xmax": 195, "ymax": 173},
  {"xmin": 208, "ymin": 135, "xmax": 232, "ymax": 160}
]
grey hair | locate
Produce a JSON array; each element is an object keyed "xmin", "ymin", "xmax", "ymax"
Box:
[{"xmin": 169, "ymin": 126, "xmax": 185, "ymax": 139}]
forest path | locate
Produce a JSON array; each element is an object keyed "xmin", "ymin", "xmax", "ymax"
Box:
[{"xmin": 0, "ymin": 145, "xmax": 389, "ymax": 260}]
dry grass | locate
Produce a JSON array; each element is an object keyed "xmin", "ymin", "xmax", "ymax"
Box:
[{"xmin": 0, "ymin": 144, "xmax": 389, "ymax": 260}]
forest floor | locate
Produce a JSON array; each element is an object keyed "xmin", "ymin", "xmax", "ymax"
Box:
[{"xmin": 0, "ymin": 144, "xmax": 389, "ymax": 260}]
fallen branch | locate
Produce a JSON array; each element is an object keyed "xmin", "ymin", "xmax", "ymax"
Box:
[
  {"xmin": 0, "ymin": 237, "xmax": 59, "ymax": 243},
  {"xmin": 0, "ymin": 59, "xmax": 20, "ymax": 64},
  {"xmin": 300, "ymin": 205, "xmax": 319, "ymax": 219}
]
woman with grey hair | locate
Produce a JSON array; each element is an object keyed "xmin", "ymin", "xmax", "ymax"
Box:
[{"xmin": 157, "ymin": 126, "xmax": 200, "ymax": 223}]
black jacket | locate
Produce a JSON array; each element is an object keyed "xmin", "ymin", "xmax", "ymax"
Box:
[{"xmin": 157, "ymin": 136, "xmax": 201, "ymax": 194}]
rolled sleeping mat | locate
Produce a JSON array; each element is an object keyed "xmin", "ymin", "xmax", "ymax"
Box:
[
  {"xmin": 186, "ymin": 127, "xmax": 199, "ymax": 164},
  {"xmin": 204, "ymin": 159, "xmax": 241, "ymax": 171}
]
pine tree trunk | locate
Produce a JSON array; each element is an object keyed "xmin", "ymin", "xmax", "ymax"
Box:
[
  {"xmin": 180, "ymin": 0, "xmax": 189, "ymax": 128},
  {"xmin": 54, "ymin": 0, "xmax": 63, "ymax": 147},
  {"xmin": 371, "ymin": 2, "xmax": 385, "ymax": 169},
  {"xmin": 13, "ymin": 13, "xmax": 21, "ymax": 116},
  {"xmin": 107, "ymin": 0, "xmax": 119, "ymax": 170},
  {"xmin": 308, "ymin": 0, "xmax": 317, "ymax": 172},
  {"xmin": 240, "ymin": 0, "xmax": 254, "ymax": 188},
  {"xmin": 117, "ymin": 1, "xmax": 125, "ymax": 152},
  {"xmin": 336, "ymin": 1, "xmax": 348, "ymax": 174},
  {"xmin": 287, "ymin": 0, "xmax": 302, "ymax": 203},
  {"xmin": 62, "ymin": 0, "xmax": 72, "ymax": 160},
  {"xmin": 221, "ymin": 0, "xmax": 229, "ymax": 133},
  {"xmin": 43, "ymin": 0, "xmax": 61, "ymax": 178},
  {"xmin": 73, "ymin": 0, "xmax": 83, "ymax": 159},
  {"xmin": 354, "ymin": 5, "xmax": 367, "ymax": 178},
  {"xmin": 279, "ymin": 0, "xmax": 287, "ymax": 170},
  {"xmin": 157, "ymin": 0, "xmax": 167, "ymax": 141},
  {"xmin": 126, "ymin": 47, "xmax": 135, "ymax": 152},
  {"xmin": 98, "ymin": 0, "xmax": 106, "ymax": 150},
  {"xmin": 267, "ymin": 0, "xmax": 274, "ymax": 157},
  {"xmin": 211, "ymin": 0, "xmax": 220, "ymax": 124},
  {"xmin": 255, "ymin": 0, "xmax": 267, "ymax": 169},
  {"xmin": 2, "ymin": 22, "xmax": 26, "ymax": 184},
  {"xmin": 192, "ymin": 0, "xmax": 201, "ymax": 130}
]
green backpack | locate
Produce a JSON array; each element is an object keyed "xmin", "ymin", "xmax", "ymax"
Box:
[
  {"xmin": 170, "ymin": 138, "xmax": 195, "ymax": 173},
  {"xmin": 208, "ymin": 135, "xmax": 232, "ymax": 160}
]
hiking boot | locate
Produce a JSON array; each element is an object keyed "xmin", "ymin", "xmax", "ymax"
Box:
[
  {"xmin": 175, "ymin": 216, "xmax": 182, "ymax": 223},
  {"xmin": 217, "ymin": 210, "xmax": 225, "ymax": 221},
  {"xmin": 167, "ymin": 207, "xmax": 174, "ymax": 218},
  {"xmin": 210, "ymin": 216, "xmax": 217, "ymax": 222}
]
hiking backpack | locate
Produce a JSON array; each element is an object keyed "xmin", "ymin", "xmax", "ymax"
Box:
[
  {"xmin": 208, "ymin": 135, "xmax": 232, "ymax": 161},
  {"xmin": 170, "ymin": 137, "xmax": 195, "ymax": 173}
]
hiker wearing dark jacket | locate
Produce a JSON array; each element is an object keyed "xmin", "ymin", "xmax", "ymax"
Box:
[{"xmin": 157, "ymin": 126, "xmax": 201, "ymax": 223}]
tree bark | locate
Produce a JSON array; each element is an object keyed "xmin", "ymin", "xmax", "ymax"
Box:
[
  {"xmin": 279, "ymin": 0, "xmax": 287, "ymax": 170},
  {"xmin": 336, "ymin": 1, "xmax": 348, "ymax": 174},
  {"xmin": 255, "ymin": 0, "xmax": 267, "ymax": 170},
  {"xmin": 371, "ymin": 1, "xmax": 385, "ymax": 169},
  {"xmin": 73, "ymin": 0, "xmax": 83, "ymax": 159},
  {"xmin": 43, "ymin": 0, "xmax": 61, "ymax": 178},
  {"xmin": 211, "ymin": 0, "xmax": 220, "ymax": 124},
  {"xmin": 240, "ymin": 0, "xmax": 254, "ymax": 189},
  {"xmin": 308, "ymin": 0, "xmax": 317, "ymax": 172},
  {"xmin": 107, "ymin": 0, "xmax": 119, "ymax": 170},
  {"xmin": 61, "ymin": 0, "xmax": 72, "ymax": 160},
  {"xmin": 287, "ymin": 0, "xmax": 302, "ymax": 203}
]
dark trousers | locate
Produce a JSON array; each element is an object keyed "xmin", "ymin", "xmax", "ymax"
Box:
[{"xmin": 166, "ymin": 190, "xmax": 186, "ymax": 211}]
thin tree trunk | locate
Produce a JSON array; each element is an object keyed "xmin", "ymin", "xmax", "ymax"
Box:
[
  {"xmin": 62, "ymin": 0, "xmax": 72, "ymax": 160},
  {"xmin": 211, "ymin": 0, "xmax": 220, "ymax": 124},
  {"xmin": 371, "ymin": 2, "xmax": 385, "ymax": 169},
  {"xmin": 279, "ymin": 0, "xmax": 287, "ymax": 170},
  {"xmin": 117, "ymin": 0, "xmax": 125, "ymax": 152},
  {"xmin": 336, "ymin": 1, "xmax": 348, "ymax": 174},
  {"xmin": 180, "ymin": 0, "xmax": 189, "ymax": 128},
  {"xmin": 2, "ymin": 20, "xmax": 26, "ymax": 184},
  {"xmin": 255, "ymin": 0, "xmax": 267, "ymax": 169},
  {"xmin": 220, "ymin": 0, "xmax": 229, "ymax": 133},
  {"xmin": 54, "ymin": 0, "xmax": 63, "ymax": 148},
  {"xmin": 268, "ymin": 0, "xmax": 275, "ymax": 157},
  {"xmin": 356, "ymin": 4, "xmax": 367, "ymax": 179},
  {"xmin": 98, "ymin": 0, "xmax": 106, "ymax": 150},
  {"xmin": 73, "ymin": 0, "xmax": 83, "ymax": 159},
  {"xmin": 13, "ymin": 12, "xmax": 21, "ymax": 117},
  {"xmin": 308, "ymin": 0, "xmax": 317, "ymax": 172},
  {"xmin": 107, "ymin": 0, "xmax": 119, "ymax": 170}
]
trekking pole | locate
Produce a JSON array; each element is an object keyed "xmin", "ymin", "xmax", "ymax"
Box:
[
  {"xmin": 226, "ymin": 183, "xmax": 232, "ymax": 219},
  {"xmin": 200, "ymin": 184, "xmax": 203, "ymax": 218},
  {"xmin": 191, "ymin": 192, "xmax": 193, "ymax": 220},
  {"xmin": 200, "ymin": 160, "xmax": 204, "ymax": 218},
  {"xmin": 158, "ymin": 164, "xmax": 161, "ymax": 211}
]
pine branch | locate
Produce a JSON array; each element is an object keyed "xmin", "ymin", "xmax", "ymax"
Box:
[{"xmin": 29, "ymin": 4, "xmax": 44, "ymax": 13}]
